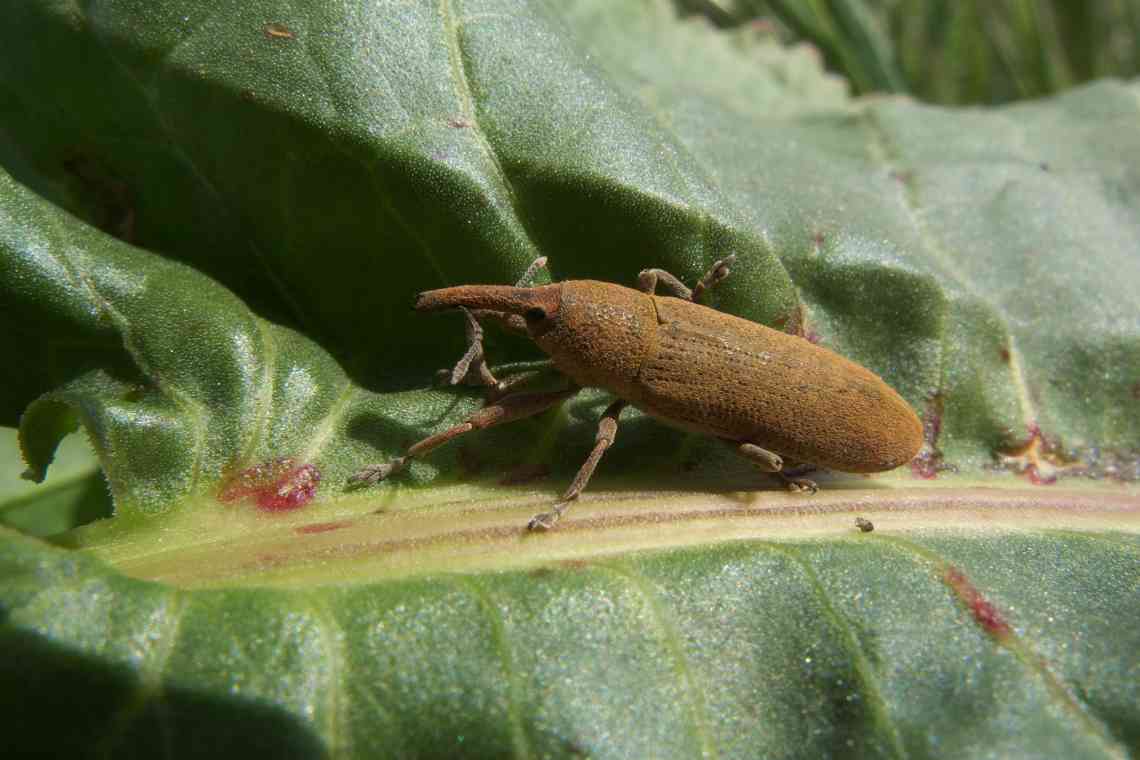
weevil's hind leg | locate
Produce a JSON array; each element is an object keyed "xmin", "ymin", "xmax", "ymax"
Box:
[
  {"xmin": 732, "ymin": 441, "xmax": 818, "ymax": 493},
  {"xmin": 528, "ymin": 399, "xmax": 628, "ymax": 531},
  {"xmin": 638, "ymin": 254, "xmax": 737, "ymax": 304},
  {"xmin": 349, "ymin": 385, "xmax": 580, "ymax": 487}
]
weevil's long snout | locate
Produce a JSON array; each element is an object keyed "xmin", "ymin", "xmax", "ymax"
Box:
[{"xmin": 414, "ymin": 284, "xmax": 561, "ymax": 319}]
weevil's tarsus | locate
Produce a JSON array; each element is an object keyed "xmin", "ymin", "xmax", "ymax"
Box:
[
  {"xmin": 638, "ymin": 254, "xmax": 737, "ymax": 304},
  {"xmin": 349, "ymin": 386, "xmax": 580, "ymax": 488},
  {"xmin": 691, "ymin": 254, "xmax": 736, "ymax": 304},
  {"xmin": 528, "ymin": 399, "xmax": 627, "ymax": 531},
  {"xmin": 777, "ymin": 472, "xmax": 819, "ymax": 493}
]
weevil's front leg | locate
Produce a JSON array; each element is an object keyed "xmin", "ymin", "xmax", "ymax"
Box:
[
  {"xmin": 733, "ymin": 441, "xmax": 818, "ymax": 493},
  {"xmin": 528, "ymin": 399, "xmax": 628, "ymax": 532},
  {"xmin": 349, "ymin": 385, "xmax": 579, "ymax": 486},
  {"xmin": 439, "ymin": 257, "xmax": 549, "ymax": 388},
  {"xmin": 637, "ymin": 254, "xmax": 737, "ymax": 304},
  {"xmin": 440, "ymin": 307, "xmax": 501, "ymax": 388}
]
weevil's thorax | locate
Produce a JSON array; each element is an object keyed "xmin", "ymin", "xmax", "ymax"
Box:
[{"xmin": 533, "ymin": 281, "xmax": 656, "ymax": 393}]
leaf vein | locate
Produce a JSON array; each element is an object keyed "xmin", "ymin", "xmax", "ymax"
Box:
[
  {"xmin": 760, "ymin": 541, "xmax": 910, "ymax": 759},
  {"xmin": 598, "ymin": 561, "xmax": 718, "ymax": 760}
]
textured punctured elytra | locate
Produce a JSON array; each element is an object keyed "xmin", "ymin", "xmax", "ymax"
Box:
[{"xmin": 350, "ymin": 256, "xmax": 923, "ymax": 531}]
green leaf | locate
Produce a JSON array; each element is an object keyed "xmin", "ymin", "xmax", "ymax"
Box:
[{"xmin": 0, "ymin": 1, "xmax": 1138, "ymax": 757}]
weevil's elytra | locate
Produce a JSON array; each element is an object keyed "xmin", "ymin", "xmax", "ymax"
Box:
[{"xmin": 351, "ymin": 256, "xmax": 924, "ymax": 530}]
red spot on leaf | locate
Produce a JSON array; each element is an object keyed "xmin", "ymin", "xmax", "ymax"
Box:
[
  {"xmin": 1025, "ymin": 463, "xmax": 1057, "ymax": 485},
  {"xmin": 780, "ymin": 302, "xmax": 821, "ymax": 344},
  {"xmin": 219, "ymin": 457, "xmax": 321, "ymax": 512},
  {"xmin": 998, "ymin": 423, "xmax": 1059, "ymax": 484},
  {"xmin": 911, "ymin": 393, "xmax": 954, "ymax": 479},
  {"xmin": 943, "ymin": 566, "xmax": 1012, "ymax": 639},
  {"xmin": 295, "ymin": 520, "xmax": 351, "ymax": 535}
]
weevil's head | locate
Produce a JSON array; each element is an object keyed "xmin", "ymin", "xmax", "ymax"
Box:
[
  {"xmin": 414, "ymin": 284, "xmax": 562, "ymax": 338},
  {"xmin": 414, "ymin": 281, "xmax": 656, "ymax": 389}
]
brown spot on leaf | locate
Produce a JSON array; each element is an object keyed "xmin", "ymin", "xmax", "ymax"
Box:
[
  {"xmin": 295, "ymin": 520, "xmax": 351, "ymax": 535},
  {"xmin": 264, "ymin": 23, "xmax": 294, "ymax": 40},
  {"xmin": 447, "ymin": 117, "xmax": 472, "ymax": 128}
]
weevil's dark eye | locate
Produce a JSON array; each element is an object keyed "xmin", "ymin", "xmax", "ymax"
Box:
[{"xmin": 525, "ymin": 307, "xmax": 546, "ymax": 322}]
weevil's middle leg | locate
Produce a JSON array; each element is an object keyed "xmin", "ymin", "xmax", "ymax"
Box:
[
  {"xmin": 528, "ymin": 399, "xmax": 628, "ymax": 532},
  {"xmin": 638, "ymin": 254, "xmax": 737, "ymax": 304},
  {"xmin": 349, "ymin": 385, "xmax": 579, "ymax": 486},
  {"xmin": 733, "ymin": 441, "xmax": 819, "ymax": 493}
]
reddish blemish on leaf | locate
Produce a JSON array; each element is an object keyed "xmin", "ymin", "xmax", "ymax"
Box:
[
  {"xmin": 778, "ymin": 302, "xmax": 821, "ymax": 345},
  {"xmin": 219, "ymin": 457, "xmax": 321, "ymax": 512},
  {"xmin": 943, "ymin": 566, "xmax": 1012, "ymax": 639},
  {"xmin": 999, "ymin": 346, "xmax": 1011, "ymax": 363},
  {"xmin": 295, "ymin": 520, "xmax": 351, "ymax": 535},
  {"xmin": 911, "ymin": 393, "xmax": 954, "ymax": 479},
  {"xmin": 998, "ymin": 423, "xmax": 1058, "ymax": 485}
]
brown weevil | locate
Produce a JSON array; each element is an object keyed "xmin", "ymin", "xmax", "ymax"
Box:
[{"xmin": 350, "ymin": 256, "xmax": 924, "ymax": 530}]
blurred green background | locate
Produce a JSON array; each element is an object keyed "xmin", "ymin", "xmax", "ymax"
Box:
[{"xmin": 677, "ymin": 0, "xmax": 1140, "ymax": 104}]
